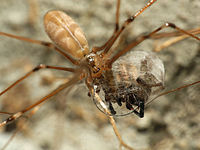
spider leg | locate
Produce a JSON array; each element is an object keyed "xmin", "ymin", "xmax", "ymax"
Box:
[
  {"xmin": 0, "ymin": 64, "xmax": 75, "ymax": 96},
  {"xmin": 1, "ymin": 105, "xmax": 40, "ymax": 150},
  {"xmin": 102, "ymin": 0, "xmax": 157, "ymax": 55},
  {"xmin": 0, "ymin": 32, "xmax": 79, "ymax": 65},
  {"xmin": 0, "ymin": 72, "xmax": 81, "ymax": 128},
  {"xmin": 108, "ymin": 22, "xmax": 200, "ymax": 66},
  {"xmin": 92, "ymin": 0, "xmax": 121, "ymax": 52}
]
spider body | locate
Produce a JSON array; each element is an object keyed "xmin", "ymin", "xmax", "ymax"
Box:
[{"xmin": 0, "ymin": 0, "xmax": 200, "ymax": 149}]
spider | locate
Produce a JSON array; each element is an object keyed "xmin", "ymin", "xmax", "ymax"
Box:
[{"xmin": 0, "ymin": 0, "xmax": 200, "ymax": 149}]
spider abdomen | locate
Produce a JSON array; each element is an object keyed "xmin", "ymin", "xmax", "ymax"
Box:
[{"xmin": 44, "ymin": 11, "xmax": 89, "ymax": 59}]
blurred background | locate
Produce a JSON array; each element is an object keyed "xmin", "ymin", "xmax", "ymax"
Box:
[{"xmin": 0, "ymin": 0, "xmax": 199, "ymax": 150}]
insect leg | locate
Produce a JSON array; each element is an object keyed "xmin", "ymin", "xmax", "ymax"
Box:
[
  {"xmin": 133, "ymin": 101, "xmax": 144, "ymax": 118},
  {"xmin": 91, "ymin": 88, "xmax": 134, "ymax": 150}
]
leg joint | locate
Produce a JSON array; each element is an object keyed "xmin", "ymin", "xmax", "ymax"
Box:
[
  {"xmin": 165, "ymin": 22, "xmax": 176, "ymax": 28},
  {"xmin": 33, "ymin": 64, "xmax": 46, "ymax": 71}
]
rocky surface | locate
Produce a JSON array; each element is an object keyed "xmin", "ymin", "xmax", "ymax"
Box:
[{"xmin": 0, "ymin": 0, "xmax": 199, "ymax": 150}]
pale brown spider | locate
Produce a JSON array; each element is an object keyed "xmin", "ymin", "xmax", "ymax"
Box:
[{"xmin": 0, "ymin": 0, "xmax": 200, "ymax": 150}]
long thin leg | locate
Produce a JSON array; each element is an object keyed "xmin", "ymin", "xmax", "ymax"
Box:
[
  {"xmin": 92, "ymin": 0, "xmax": 121, "ymax": 53},
  {"xmin": 0, "ymin": 64, "xmax": 75, "ymax": 96},
  {"xmin": 51, "ymin": 84, "xmax": 74, "ymax": 150},
  {"xmin": 90, "ymin": 88, "xmax": 134, "ymax": 150},
  {"xmin": 1, "ymin": 78, "xmax": 74, "ymax": 150},
  {"xmin": 151, "ymin": 27, "xmax": 200, "ymax": 39},
  {"xmin": 154, "ymin": 35, "xmax": 191, "ymax": 52},
  {"xmin": 108, "ymin": 23, "xmax": 200, "ymax": 66},
  {"xmin": 146, "ymin": 80, "xmax": 200, "ymax": 106},
  {"xmin": 0, "ymin": 32, "xmax": 79, "ymax": 65},
  {"xmin": 1, "ymin": 105, "xmax": 41, "ymax": 150},
  {"xmin": 0, "ymin": 72, "xmax": 81, "ymax": 128},
  {"xmin": 152, "ymin": 27, "xmax": 200, "ymax": 52},
  {"xmin": 101, "ymin": 0, "xmax": 157, "ymax": 55},
  {"xmin": 154, "ymin": 31, "xmax": 200, "ymax": 52},
  {"xmin": 115, "ymin": 0, "xmax": 120, "ymax": 32},
  {"xmin": 27, "ymin": 0, "xmax": 39, "ymax": 26}
]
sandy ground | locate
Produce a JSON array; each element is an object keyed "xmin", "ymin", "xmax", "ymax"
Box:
[{"xmin": 0, "ymin": 0, "xmax": 200, "ymax": 150}]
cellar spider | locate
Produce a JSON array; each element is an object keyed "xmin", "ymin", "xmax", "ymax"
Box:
[{"xmin": 0, "ymin": 1, "xmax": 199, "ymax": 150}]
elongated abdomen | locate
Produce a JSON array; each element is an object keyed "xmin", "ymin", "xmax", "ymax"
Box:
[{"xmin": 44, "ymin": 10, "xmax": 89, "ymax": 59}]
